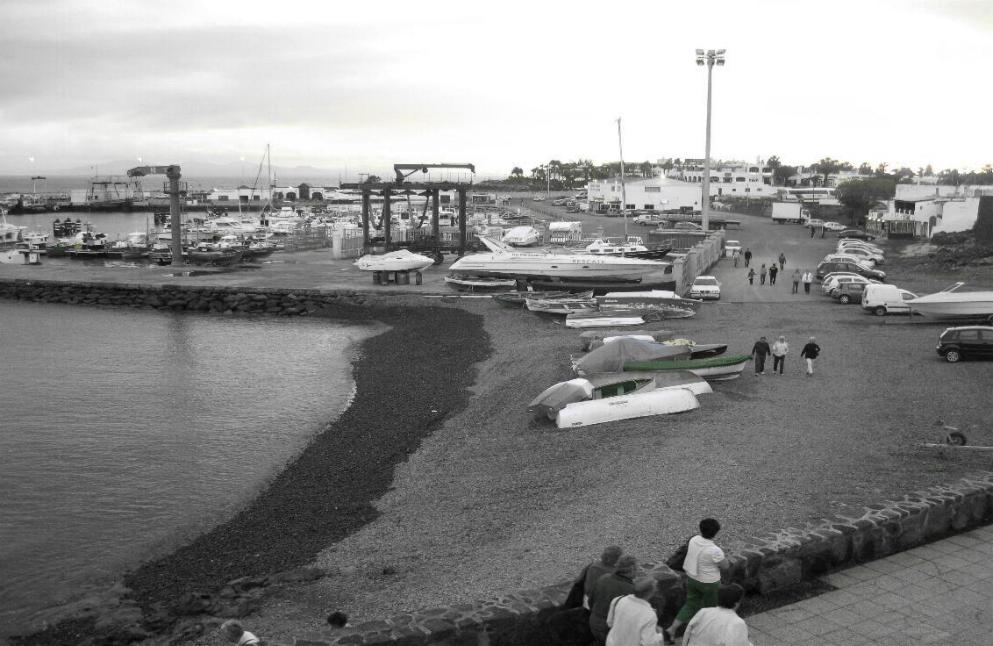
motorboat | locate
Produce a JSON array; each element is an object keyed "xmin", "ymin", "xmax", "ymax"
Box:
[
  {"xmin": 201, "ymin": 216, "xmax": 260, "ymax": 237},
  {"xmin": 583, "ymin": 237, "xmax": 671, "ymax": 260},
  {"xmin": 1, "ymin": 215, "xmax": 25, "ymax": 247},
  {"xmin": 449, "ymin": 236, "xmax": 671, "ymax": 283},
  {"xmin": 187, "ymin": 243, "xmax": 244, "ymax": 266},
  {"xmin": 623, "ymin": 354, "xmax": 752, "ymax": 380},
  {"xmin": 354, "ymin": 249, "xmax": 436, "ymax": 272},
  {"xmin": 905, "ymin": 282, "xmax": 993, "ymax": 322},
  {"xmin": 501, "ymin": 225, "xmax": 542, "ymax": 247},
  {"xmin": 579, "ymin": 328, "xmax": 674, "ymax": 351},
  {"xmin": 597, "ymin": 290, "xmax": 702, "ymax": 313},
  {"xmin": 444, "ymin": 275, "xmax": 519, "ymax": 291},
  {"xmin": 528, "ymin": 374, "xmax": 703, "ymax": 429}
]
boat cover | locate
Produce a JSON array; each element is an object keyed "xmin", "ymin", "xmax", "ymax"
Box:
[
  {"xmin": 528, "ymin": 378, "xmax": 594, "ymax": 417},
  {"xmin": 574, "ymin": 337, "xmax": 691, "ymax": 374}
]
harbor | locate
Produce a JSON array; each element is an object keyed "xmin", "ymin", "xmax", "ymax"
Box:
[{"xmin": 3, "ymin": 206, "xmax": 993, "ymax": 644}]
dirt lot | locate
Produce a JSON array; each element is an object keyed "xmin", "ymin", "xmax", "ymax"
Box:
[{"xmin": 239, "ymin": 216, "xmax": 993, "ymax": 645}]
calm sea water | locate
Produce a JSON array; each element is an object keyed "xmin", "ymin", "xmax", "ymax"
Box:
[{"xmin": 0, "ymin": 302, "xmax": 374, "ymax": 635}]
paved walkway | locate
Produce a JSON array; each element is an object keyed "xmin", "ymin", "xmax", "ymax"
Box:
[{"xmin": 742, "ymin": 525, "xmax": 993, "ymax": 645}]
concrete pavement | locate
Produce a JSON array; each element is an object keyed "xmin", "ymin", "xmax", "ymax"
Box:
[{"xmin": 741, "ymin": 524, "xmax": 993, "ymax": 645}]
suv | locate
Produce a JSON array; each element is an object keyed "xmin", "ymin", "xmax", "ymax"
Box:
[
  {"xmin": 816, "ymin": 261, "xmax": 885, "ymax": 281},
  {"xmin": 936, "ymin": 326, "xmax": 993, "ymax": 362},
  {"xmin": 833, "ymin": 281, "xmax": 866, "ymax": 304}
]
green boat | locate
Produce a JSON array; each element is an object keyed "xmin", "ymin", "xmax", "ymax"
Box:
[{"xmin": 623, "ymin": 354, "xmax": 751, "ymax": 380}]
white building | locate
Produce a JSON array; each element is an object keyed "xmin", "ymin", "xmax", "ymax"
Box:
[
  {"xmin": 586, "ymin": 177, "xmax": 704, "ymax": 213},
  {"xmin": 666, "ymin": 160, "xmax": 776, "ymax": 199},
  {"xmin": 870, "ymin": 184, "xmax": 993, "ymax": 238}
]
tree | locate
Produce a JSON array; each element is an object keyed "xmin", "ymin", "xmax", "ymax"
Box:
[
  {"xmin": 510, "ymin": 167, "xmax": 524, "ymax": 180},
  {"xmin": 836, "ymin": 178, "xmax": 896, "ymax": 226},
  {"xmin": 924, "ymin": 164, "xmax": 934, "ymax": 176},
  {"xmin": 938, "ymin": 169, "xmax": 962, "ymax": 186},
  {"xmin": 639, "ymin": 161, "xmax": 654, "ymax": 178},
  {"xmin": 767, "ymin": 155, "xmax": 782, "ymax": 185},
  {"xmin": 858, "ymin": 162, "xmax": 873, "ymax": 175},
  {"xmin": 812, "ymin": 157, "xmax": 846, "ymax": 186},
  {"xmin": 875, "ymin": 162, "xmax": 888, "ymax": 176},
  {"xmin": 892, "ymin": 167, "xmax": 915, "ymax": 184}
]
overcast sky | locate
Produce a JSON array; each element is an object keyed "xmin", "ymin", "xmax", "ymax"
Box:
[{"xmin": 1, "ymin": 0, "xmax": 991, "ymax": 178}]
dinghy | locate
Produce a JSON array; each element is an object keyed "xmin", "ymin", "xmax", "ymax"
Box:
[{"xmin": 623, "ymin": 354, "xmax": 751, "ymax": 380}]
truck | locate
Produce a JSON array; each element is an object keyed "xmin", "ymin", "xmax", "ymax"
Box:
[{"xmin": 771, "ymin": 202, "xmax": 809, "ymax": 224}]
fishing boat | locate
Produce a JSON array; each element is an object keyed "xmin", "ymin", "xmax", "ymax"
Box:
[
  {"xmin": 501, "ymin": 225, "xmax": 542, "ymax": 247},
  {"xmin": 597, "ymin": 290, "xmax": 702, "ymax": 313},
  {"xmin": 905, "ymin": 282, "xmax": 993, "ymax": 322},
  {"xmin": 572, "ymin": 337, "xmax": 692, "ymax": 375},
  {"xmin": 444, "ymin": 275, "xmax": 518, "ymax": 291},
  {"xmin": 524, "ymin": 298, "xmax": 598, "ymax": 316},
  {"xmin": 448, "ymin": 236, "xmax": 671, "ymax": 283},
  {"xmin": 493, "ymin": 290, "xmax": 593, "ymax": 307},
  {"xmin": 623, "ymin": 354, "xmax": 752, "ymax": 380},
  {"xmin": 528, "ymin": 374, "xmax": 703, "ymax": 429},
  {"xmin": 187, "ymin": 243, "xmax": 244, "ymax": 266},
  {"xmin": 354, "ymin": 249, "xmax": 436, "ymax": 272}
]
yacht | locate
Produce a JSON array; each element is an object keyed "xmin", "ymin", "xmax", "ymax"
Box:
[
  {"xmin": 448, "ymin": 237, "xmax": 671, "ymax": 283},
  {"xmin": 905, "ymin": 282, "xmax": 993, "ymax": 321}
]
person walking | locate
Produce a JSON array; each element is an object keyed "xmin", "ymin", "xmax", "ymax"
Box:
[
  {"xmin": 743, "ymin": 248, "xmax": 752, "ymax": 267},
  {"xmin": 663, "ymin": 519, "xmax": 729, "ymax": 644},
  {"xmin": 771, "ymin": 335, "xmax": 789, "ymax": 375},
  {"xmin": 589, "ymin": 555, "xmax": 638, "ymax": 646},
  {"xmin": 800, "ymin": 337, "xmax": 821, "ymax": 376},
  {"xmin": 810, "ymin": 224, "xmax": 815, "ymax": 238},
  {"xmin": 732, "ymin": 249, "xmax": 739, "ymax": 268},
  {"xmin": 605, "ymin": 577, "xmax": 666, "ymax": 646},
  {"xmin": 746, "ymin": 268, "xmax": 754, "ymax": 285},
  {"xmin": 778, "ymin": 252, "xmax": 786, "ymax": 271},
  {"xmin": 758, "ymin": 264, "xmax": 767, "ymax": 286},
  {"xmin": 751, "ymin": 336, "xmax": 771, "ymax": 375},
  {"xmin": 801, "ymin": 270, "xmax": 813, "ymax": 294},
  {"xmin": 768, "ymin": 264, "xmax": 778, "ymax": 286},
  {"xmin": 681, "ymin": 584, "xmax": 752, "ymax": 646},
  {"xmin": 791, "ymin": 269, "xmax": 801, "ymax": 294}
]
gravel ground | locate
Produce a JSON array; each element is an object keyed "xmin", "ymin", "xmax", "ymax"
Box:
[{"xmin": 241, "ymin": 249, "xmax": 993, "ymax": 644}]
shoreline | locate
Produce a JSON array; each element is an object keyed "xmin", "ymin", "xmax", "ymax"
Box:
[{"xmin": 11, "ymin": 298, "xmax": 491, "ymax": 644}]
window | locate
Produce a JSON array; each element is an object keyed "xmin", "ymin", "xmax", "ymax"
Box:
[
  {"xmin": 645, "ymin": 186, "xmax": 660, "ymax": 193},
  {"xmin": 958, "ymin": 330, "xmax": 980, "ymax": 342},
  {"xmin": 745, "ymin": 188, "xmax": 751, "ymax": 192},
  {"xmin": 644, "ymin": 204, "xmax": 654, "ymax": 210},
  {"xmin": 736, "ymin": 177, "xmax": 746, "ymax": 182},
  {"xmin": 218, "ymin": 195, "xmax": 229, "ymax": 201},
  {"xmin": 625, "ymin": 204, "xmax": 636, "ymax": 210}
]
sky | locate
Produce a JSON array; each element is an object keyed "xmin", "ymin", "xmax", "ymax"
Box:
[{"xmin": 1, "ymin": 0, "xmax": 991, "ymax": 180}]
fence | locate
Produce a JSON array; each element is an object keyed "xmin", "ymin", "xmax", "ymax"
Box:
[{"xmin": 668, "ymin": 230, "xmax": 725, "ymax": 296}]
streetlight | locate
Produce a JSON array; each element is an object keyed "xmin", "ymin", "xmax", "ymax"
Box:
[{"xmin": 696, "ymin": 48, "xmax": 725, "ymax": 232}]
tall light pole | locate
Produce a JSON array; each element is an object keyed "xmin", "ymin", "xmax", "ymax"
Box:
[{"xmin": 696, "ymin": 48, "xmax": 725, "ymax": 232}]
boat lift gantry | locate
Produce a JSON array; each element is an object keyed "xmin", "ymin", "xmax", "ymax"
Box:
[
  {"xmin": 340, "ymin": 163, "xmax": 475, "ymax": 255},
  {"xmin": 127, "ymin": 165, "xmax": 185, "ymax": 263}
]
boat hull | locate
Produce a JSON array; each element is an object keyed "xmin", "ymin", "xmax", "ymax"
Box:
[
  {"xmin": 906, "ymin": 298, "xmax": 993, "ymax": 319},
  {"xmin": 623, "ymin": 354, "xmax": 751, "ymax": 380},
  {"xmin": 555, "ymin": 388, "xmax": 699, "ymax": 428}
]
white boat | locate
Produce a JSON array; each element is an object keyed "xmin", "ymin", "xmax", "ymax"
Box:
[
  {"xmin": 565, "ymin": 310, "xmax": 653, "ymax": 328},
  {"xmin": 583, "ymin": 237, "xmax": 671, "ymax": 260},
  {"xmin": 579, "ymin": 328, "xmax": 675, "ymax": 351},
  {"xmin": 1, "ymin": 214, "xmax": 25, "ymax": 247},
  {"xmin": 202, "ymin": 216, "xmax": 259, "ymax": 236},
  {"xmin": 905, "ymin": 283, "xmax": 993, "ymax": 322},
  {"xmin": 501, "ymin": 225, "xmax": 542, "ymax": 247},
  {"xmin": 354, "ymin": 249, "xmax": 436, "ymax": 272},
  {"xmin": 524, "ymin": 298, "xmax": 598, "ymax": 316},
  {"xmin": 532, "ymin": 378, "xmax": 701, "ymax": 429},
  {"xmin": 444, "ymin": 275, "xmax": 518, "ymax": 291},
  {"xmin": 449, "ymin": 236, "xmax": 671, "ymax": 283}
]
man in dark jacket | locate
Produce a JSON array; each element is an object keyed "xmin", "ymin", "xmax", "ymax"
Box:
[
  {"xmin": 583, "ymin": 545, "xmax": 623, "ymax": 608},
  {"xmin": 800, "ymin": 337, "xmax": 821, "ymax": 376},
  {"xmin": 751, "ymin": 336, "xmax": 771, "ymax": 375},
  {"xmin": 588, "ymin": 555, "xmax": 638, "ymax": 645},
  {"xmin": 743, "ymin": 248, "xmax": 752, "ymax": 267}
]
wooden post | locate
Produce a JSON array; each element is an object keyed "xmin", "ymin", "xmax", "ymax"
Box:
[
  {"xmin": 457, "ymin": 188, "xmax": 467, "ymax": 256},
  {"xmin": 383, "ymin": 188, "xmax": 392, "ymax": 250},
  {"xmin": 431, "ymin": 189, "xmax": 440, "ymax": 246},
  {"xmin": 361, "ymin": 190, "xmax": 371, "ymax": 247}
]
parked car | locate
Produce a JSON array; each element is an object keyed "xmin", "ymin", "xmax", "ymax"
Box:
[
  {"xmin": 634, "ymin": 213, "xmax": 664, "ymax": 226},
  {"xmin": 861, "ymin": 284, "xmax": 918, "ymax": 316},
  {"xmin": 837, "ymin": 246, "xmax": 884, "ymax": 265},
  {"xmin": 823, "ymin": 221, "xmax": 847, "ymax": 231},
  {"xmin": 837, "ymin": 229, "xmax": 875, "ymax": 240},
  {"xmin": 552, "ymin": 198, "xmax": 567, "ymax": 206},
  {"xmin": 936, "ymin": 326, "xmax": 993, "ymax": 362},
  {"xmin": 724, "ymin": 239, "xmax": 742, "ymax": 257},
  {"xmin": 833, "ymin": 281, "xmax": 867, "ymax": 304},
  {"xmin": 822, "ymin": 274, "xmax": 876, "ymax": 295},
  {"xmin": 673, "ymin": 221, "xmax": 703, "ymax": 231},
  {"xmin": 823, "ymin": 253, "xmax": 876, "ymax": 268},
  {"xmin": 688, "ymin": 275, "xmax": 721, "ymax": 300},
  {"xmin": 806, "ymin": 218, "xmax": 825, "ymax": 229},
  {"xmin": 816, "ymin": 260, "xmax": 885, "ymax": 281},
  {"xmin": 838, "ymin": 240, "xmax": 884, "ymax": 253}
]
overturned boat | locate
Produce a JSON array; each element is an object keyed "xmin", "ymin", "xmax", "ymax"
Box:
[
  {"xmin": 623, "ymin": 354, "xmax": 752, "ymax": 380},
  {"xmin": 573, "ymin": 337, "xmax": 692, "ymax": 375},
  {"xmin": 529, "ymin": 371, "xmax": 708, "ymax": 429}
]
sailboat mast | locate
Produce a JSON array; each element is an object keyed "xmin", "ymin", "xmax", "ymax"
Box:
[{"xmin": 617, "ymin": 117, "xmax": 627, "ymax": 239}]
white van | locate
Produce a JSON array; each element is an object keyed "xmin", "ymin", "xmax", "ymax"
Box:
[{"xmin": 861, "ymin": 284, "xmax": 918, "ymax": 316}]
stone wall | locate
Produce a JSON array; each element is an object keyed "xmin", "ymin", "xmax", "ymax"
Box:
[
  {"xmin": 280, "ymin": 473, "xmax": 993, "ymax": 646},
  {"xmin": 0, "ymin": 278, "xmax": 367, "ymax": 315}
]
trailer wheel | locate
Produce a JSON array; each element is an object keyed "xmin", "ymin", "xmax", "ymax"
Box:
[{"xmin": 946, "ymin": 431, "xmax": 967, "ymax": 446}]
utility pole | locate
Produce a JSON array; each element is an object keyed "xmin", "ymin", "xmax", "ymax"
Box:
[
  {"xmin": 617, "ymin": 117, "xmax": 627, "ymax": 239},
  {"xmin": 696, "ymin": 48, "xmax": 726, "ymax": 232}
]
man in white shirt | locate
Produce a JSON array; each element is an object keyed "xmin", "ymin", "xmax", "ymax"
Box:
[
  {"xmin": 682, "ymin": 583, "xmax": 752, "ymax": 646},
  {"xmin": 663, "ymin": 518, "xmax": 729, "ymax": 644},
  {"xmin": 220, "ymin": 620, "xmax": 260, "ymax": 646},
  {"xmin": 606, "ymin": 576, "xmax": 665, "ymax": 646}
]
